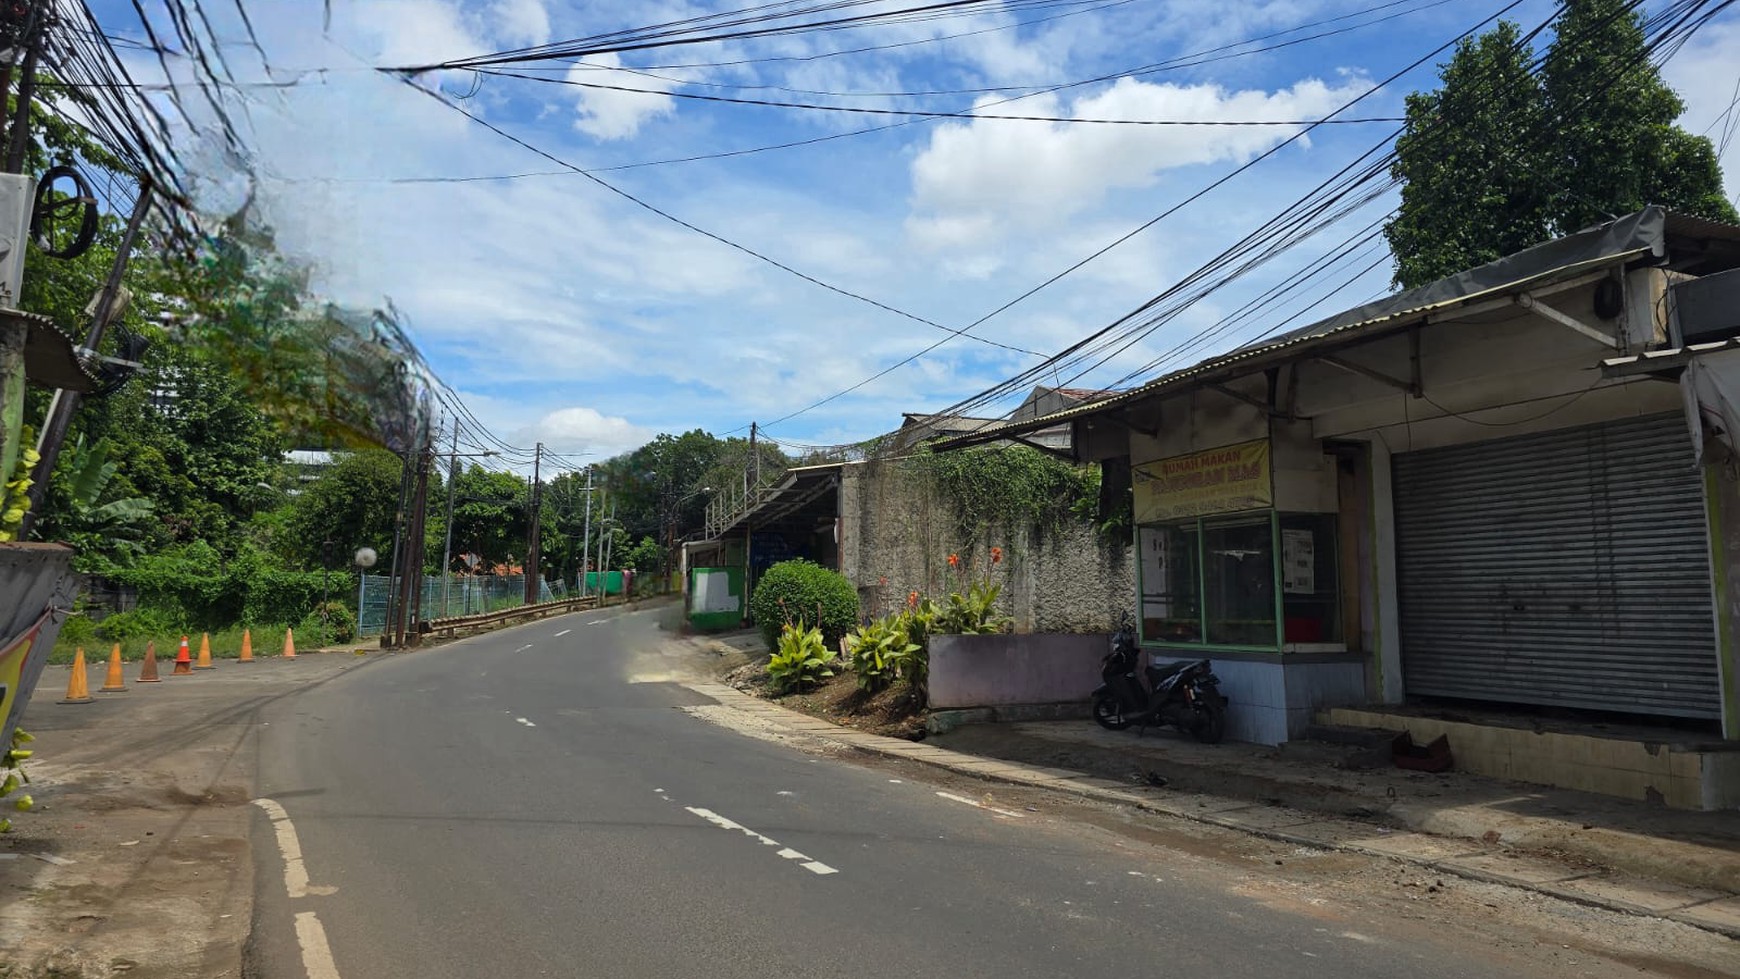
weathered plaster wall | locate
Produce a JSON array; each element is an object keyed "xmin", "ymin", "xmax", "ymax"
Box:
[{"xmin": 845, "ymin": 457, "xmax": 1134, "ymax": 633}]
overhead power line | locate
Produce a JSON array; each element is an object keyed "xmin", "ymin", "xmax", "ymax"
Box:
[{"xmin": 471, "ymin": 68, "xmax": 1407, "ymax": 126}]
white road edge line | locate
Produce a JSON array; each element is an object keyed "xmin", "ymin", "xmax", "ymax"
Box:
[
  {"xmin": 294, "ymin": 911, "xmax": 342, "ymax": 979},
  {"xmin": 554, "ymin": 629, "xmax": 572, "ymax": 637},
  {"xmin": 936, "ymin": 791, "xmax": 1027, "ymax": 819},
  {"xmin": 252, "ymin": 798, "xmax": 337, "ymax": 898},
  {"xmin": 517, "ymin": 717, "xmax": 537, "ymax": 727},
  {"xmin": 685, "ymin": 806, "xmax": 838, "ymax": 876}
]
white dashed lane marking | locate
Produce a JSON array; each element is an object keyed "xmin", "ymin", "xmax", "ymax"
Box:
[
  {"xmin": 554, "ymin": 629, "xmax": 572, "ymax": 637},
  {"xmin": 516, "ymin": 717, "xmax": 537, "ymax": 727},
  {"xmin": 685, "ymin": 806, "xmax": 839, "ymax": 876},
  {"xmin": 936, "ymin": 791, "xmax": 1027, "ymax": 819}
]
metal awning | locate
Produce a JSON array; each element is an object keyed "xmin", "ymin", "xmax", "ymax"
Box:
[
  {"xmin": 936, "ymin": 206, "xmax": 1740, "ymax": 452},
  {"xmin": 5, "ymin": 309, "xmax": 98, "ymax": 393}
]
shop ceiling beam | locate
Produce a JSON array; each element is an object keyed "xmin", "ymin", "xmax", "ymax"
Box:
[
  {"xmin": 1204, "ymin": 381, "xmax": 1297, "ymax": 419},
  {"xmin": 1318, "ymin": 353, "xmax": 1419, "ymax": 396},
  {"xmin": 1515, "ymin": 292, "xmax": 1618, "ymax": 348}
]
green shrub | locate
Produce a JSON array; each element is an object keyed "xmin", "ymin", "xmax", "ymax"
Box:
[
  {"xmin": 935, "ymin": 581, "xmax": 1011, "ymax": 636},
  {"xmin": 749, "ymin": 559, "xmax": 859, "ymax": 652},
  {"xmin": 95, "ymin": 607, "xmax": 182, "ymax": 642},
  {"xmin": 845, "ymin": 615, "xmax": 921, "ymax": 693},
  {"xmin": 766, "ymin": 621, "xmax": 834, "ymax": 695},
  {"xmin": 296, "ymin": 601, "xmax": 358, "ymax": 646},
  {"xmin": 57, "ymin": 613, "xmax": 97, "ymax": 646}
]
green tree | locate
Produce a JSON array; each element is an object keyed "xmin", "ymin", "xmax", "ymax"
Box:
[
  {"xmin": 1386, "ymin": 3, "xmax": 1737, "ymax": 289},
  {"xmin": 1541, "ymin": 0, "xmax": 1736, "ymax": 232},
  {"xmin": 281, "ymin": 449, "xmax": 403, "ymax": 567},
  {"xmin": 1384, "ymin": 22, "xmax": 1553, "ymax": 289},
  {"xmin": 448, "ymin": 466, "xmax": 529, "ymax": 570}
]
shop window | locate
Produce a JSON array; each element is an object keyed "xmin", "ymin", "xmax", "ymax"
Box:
[
  {"xmin": 1138, "ymin": 523, "xmax": 1201, "ymax": 643},
  {"xmin": 1280, "ymin": 513, "xmax": 1341, "ymax": 643},
  {"xmin": 1203, "ymin": 517, "xmax": 1277, "ymax": 646},
  {"xmin": 1137, "ymin": 511, "xmax": 1341, "ymax": 649}
]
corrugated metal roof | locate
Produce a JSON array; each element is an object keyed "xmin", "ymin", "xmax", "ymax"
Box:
[{"xmin": 937, "ymin": 207, "xmax": 1740, "ymax": 452}]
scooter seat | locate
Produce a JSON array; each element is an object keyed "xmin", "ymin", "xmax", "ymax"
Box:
[{"xmin": 1145, "ymin": 661, "xmax": 1193, "ymax": 682}]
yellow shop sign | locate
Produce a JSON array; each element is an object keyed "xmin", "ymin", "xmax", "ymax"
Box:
[{"xmin": 1133, "ymin": 440, "xmax": 1271, "ymax": 522}]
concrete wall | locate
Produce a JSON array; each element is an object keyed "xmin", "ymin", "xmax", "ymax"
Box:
[
  {"xmin": 928, "ymin": 633, "xmax": 1106, "ymax": 709},
  {"xmin": 843, "ymin": 458, "xmax": 1134, "ymax": 633},
  {"xmin": 1149, "ymin": 652, "xmax": 1367, "ymax": 745}
]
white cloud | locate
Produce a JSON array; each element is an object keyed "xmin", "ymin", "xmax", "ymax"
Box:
[
  {"xmin": 495, "ymin": 0, "xmax": 551, "ymax": 46},
  {"xmin": 568, "ymin": 53, "xmax": 678, "ymax": 140},
  {"xmin": 516, "ymin": 406, "xmax": 656, "ymax": 459},
  {"xmin": 906, "ymin": 75, "xmax": 1370, "ymax": 251}
]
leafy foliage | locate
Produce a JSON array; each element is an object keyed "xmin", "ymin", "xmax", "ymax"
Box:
[
  {"xmin": 281, "ymin": 449, "xmax": 403, "ymax": 568},
  {"xmin": 933, "ymin": 580, "xmax": 1013, "ymax": 636},
  {"xmin": 39, "ymin": 435, "xmax": 153, "ymax": 555},
  {"xmin": 845, "ymin": 615, "xmax": 922, "ymax": 692},
  {"xmin": 298, "ymin": 600, "xmax": 358, "ymax": 646},
  {"xmin": 1386, "ymin": 3, "xmax": 1737, "ymax": 290},
  {"xmin": 620, "ymin": 535, "xmax": 662, "ymax": 572},
  {"xmin": 0, "ymin": 429, "xmax": 38, "ymax": 542},
  {"xmin": 911, "ymin": 445, "xmax": 1098, "ymax": 540},
  {"xmin": 1, "ymin": 728, "xmax": 34, "ymax": 834},
  {"xmin": 749, "ymin": 558, "xmax": 860, "ymax": 652},
  {"xmin": 766, "ymin": 621, "xmax": 835, "ymax": 695}
]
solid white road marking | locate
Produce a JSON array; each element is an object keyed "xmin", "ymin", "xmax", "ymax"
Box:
[
  {"xmin": 516, "ymin": 717, "xmax": 536, "ymax": 727},
  {"xmin": 936, "ymin": 791, "xmax": 1027, "ymax": 819},
  {"xmin": 252, "ymin": 798, "xmax": 337, "ymax": 898},
  {"xmin": 685, "ymin": 806, "xmax": 838, "ymax": 876},
  {"xmin": 554, "ymin": 629, "xmax": 572, "ymax": 637},
  {"xmin": 294, "ymin": 911, "xmax": 342, "ymax": 979}
]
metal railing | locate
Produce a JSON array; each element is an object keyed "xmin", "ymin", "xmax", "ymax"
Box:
[{"xmin": 357, "ymin": 573, "xmax": 559, "ymax": 637}]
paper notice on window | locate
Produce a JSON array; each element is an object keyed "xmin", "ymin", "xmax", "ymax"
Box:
[{"xmin": 1282, "ymin": 528, "xmax": 1314, "ymax": 595}]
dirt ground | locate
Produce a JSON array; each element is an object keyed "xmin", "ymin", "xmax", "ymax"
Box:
[
  {"xmin": 0, "ymin": 655, "xmax": 366, "ymax": 979},
  {"xmin": 722, "ymin": 659, "xmax": 929, "ymax": 740}
]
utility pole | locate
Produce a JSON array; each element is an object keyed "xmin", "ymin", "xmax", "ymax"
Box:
[
  {"xmin": 524, "ymin": 442, "xmax": 543, "ymax": 605},
  {"xmin": 750, "ymin": 421, "xmax": 759, "ymax": 492},
  {"xmin": 381, "ymin": 448, "xmax": 415, "ymax": 647},
  {"xmin": 439, "ymin": 418, "xmax": 459, "ymax": 617},
  {"xmin": 602, "ymin": 500, "xmax": 617, "ymax": 602},
  {"xmin": 18, "ymin": 183, "xmax": 154, "ymax": 537},
  {"xmin": 401, "ymin": 448, "xmax": 433, "ymax": 646},
  {"xmin": 580, "ymin": 465, "xmax": 593, "ymax": 602},
  {"xmin": 391, "ymin": 448, "xmax": 431, "ymax": 646},
  {"xmin": 594, "ymin": 490, "xmax": 607, "ymax": 604}
]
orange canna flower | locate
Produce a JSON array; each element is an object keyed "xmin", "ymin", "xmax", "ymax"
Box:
[
  {"xmin": 991, "ymin": 546, "xmax": 1003, "ymax": 565},
  {"xmin": 947, "ymin": 553, "xmax": 960, "ymax": 568},
  {"xmin": 907, "ymin": 590, "xmax": 919, "ymax": 608}
]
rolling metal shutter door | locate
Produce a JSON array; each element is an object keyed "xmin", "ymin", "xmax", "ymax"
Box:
[{"xmin": 1393, "ymin": 413, "xmax": 1720, "ymax": 719}]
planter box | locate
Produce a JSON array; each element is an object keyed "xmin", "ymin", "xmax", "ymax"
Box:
[
  {"xmin": 927, "ymin": 633, "xmax": 1107, "ymax": 710},
  {"xmin": 0, "ymin": 542, "xmax": 78, "ymax": 747}
]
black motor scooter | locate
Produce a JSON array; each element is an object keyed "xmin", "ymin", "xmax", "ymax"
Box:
[{"xmin": 1091, "ymin": 617, "xmax": 1227, "ymax": 743}]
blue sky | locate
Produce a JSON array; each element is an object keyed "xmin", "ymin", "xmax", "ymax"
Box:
[{"xmin": 94, "ymin": 1, "xmax": 1740, "ymax": 461}]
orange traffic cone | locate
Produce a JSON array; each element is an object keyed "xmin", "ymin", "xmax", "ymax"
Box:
[
  {"xmin": 238, "ymin": 629, "xmax": 255, "ymax": 663},
  {"xmin": 281, "ymin": 628, "xmax": 296, "ymax": 659},
  {"xmin": 99, "ymin": 644, "xmax": 126, "ymax": 693},
  {"xmin": 58, "ymin": 648, "xmax": 94, "ymax": 704},
  {"xmin": 136, "ymin": 641, "xmax": 161, "ymax": 683},
  {"xmin": 171, "ymin": 635, "xmax": 193, "ymax": 676},
  {"xmin": 195, "ymin": 632, "xmax": 215, "ymax": 670}
]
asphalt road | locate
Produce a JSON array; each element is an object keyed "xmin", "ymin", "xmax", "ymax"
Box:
[{"xmin": 244, "ymin": 607, "xmax": 1707, "ymax": 979}]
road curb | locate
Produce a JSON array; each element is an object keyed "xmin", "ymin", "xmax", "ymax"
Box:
[{"xmin": 682, "ymin": 677, "xmax": 1740, "ymax": 941}]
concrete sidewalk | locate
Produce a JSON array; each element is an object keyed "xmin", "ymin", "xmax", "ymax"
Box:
[{"xmin": 678, "ymin": 636, "xmax": 1740, "ymax": 939}]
